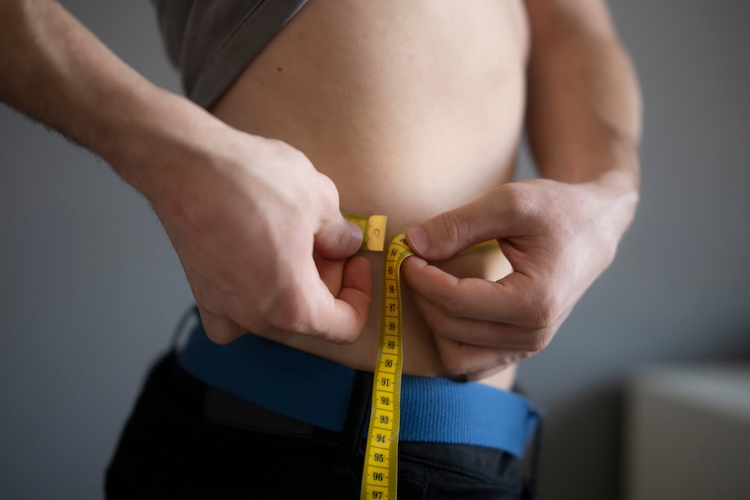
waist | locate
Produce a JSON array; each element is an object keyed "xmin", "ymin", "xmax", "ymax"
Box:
[
  {"xmin": 177, "ymin": 318, "xmax": 539, "ymax": 457},
  {"xmin": 212, "ymin": 0, "xmax": 527, "ymax": 383},
  {"xmin": 256, "ymin": 247, "xmax": 517, "ymax": 385}
]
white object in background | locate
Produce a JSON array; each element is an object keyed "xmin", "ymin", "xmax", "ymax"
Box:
[{"xmin": 625, "ymin": 364, "xmax": 750, "ymax": 500}]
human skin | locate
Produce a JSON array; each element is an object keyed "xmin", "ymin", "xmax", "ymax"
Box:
[
  {"xmin": 211, "ymin": 0, "xmax": 641, "ymax": 386},
  {"xmin": 402, "ymin": 0, "xmax": 641, "ymax": 381},
  {"xmin": 402, "ymin": 0, "xmax": 642, "ymax": 381},
  {"xmin": 0, "ymin": 0, "xmax": 640, "ymax": 389},
  {"xmin": 0, "ymin": 0, "xmax": 373, "ymax": 344}
]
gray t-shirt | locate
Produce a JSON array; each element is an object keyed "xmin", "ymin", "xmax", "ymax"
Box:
[{"xmin": 152, "ymin": 0, "xmax": 308, "ymax": 109}]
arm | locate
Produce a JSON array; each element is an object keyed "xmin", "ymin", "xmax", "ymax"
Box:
[
  {"xmin": 0, "ymin": 0, "xmax": 372, "ymax": 343},
  {"xmin": 525, "ymin": 0, "xmax": 640, "ymax": 211},
  {"xmin": 402, "ymin": 0, "xmax": 641, "ymax": 377}
]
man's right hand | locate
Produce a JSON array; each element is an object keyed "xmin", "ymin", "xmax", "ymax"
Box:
[
  {"xmin": 148, "ymin": 130, "xmax": 373, "ymax": 345},
  {"xmin": 0, "ymin": 1, "xmax": 372, "ymax": 346}
]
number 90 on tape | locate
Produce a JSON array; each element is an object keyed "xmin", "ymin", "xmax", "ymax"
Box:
[{"xmin": 360, "ymin": 231, "xmax": 412, "ymax": 500}]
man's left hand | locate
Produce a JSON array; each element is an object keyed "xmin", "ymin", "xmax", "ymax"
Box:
[{"xmin": 401, "ymin": 178, "xmax": 628, "ymax": 379}]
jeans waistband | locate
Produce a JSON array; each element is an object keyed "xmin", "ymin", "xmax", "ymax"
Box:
[{"xmin": 177, "ymin": 320, "xmax": 539, "ymax": 457}]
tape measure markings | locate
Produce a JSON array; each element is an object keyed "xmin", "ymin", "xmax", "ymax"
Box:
[
  {"xmin": 344, "ymin": 214, "xmax": 499, "ymax": 500},
  {"xmin": 361, "ymin": 232, "xmax": 412, "ymax": 500},
  {"xmin": 343, "ymin": 213, "xmax": 388, "ymax": 252}
]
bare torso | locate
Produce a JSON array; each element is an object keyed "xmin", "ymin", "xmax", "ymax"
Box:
[{"xmin": 212, "ymin": 0, "xmax": 529, "ymax": 390}]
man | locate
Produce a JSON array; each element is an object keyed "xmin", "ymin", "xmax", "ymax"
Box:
[{"xmin": 0, "ymin": 0, "xmax": 640, "ymax": 498}]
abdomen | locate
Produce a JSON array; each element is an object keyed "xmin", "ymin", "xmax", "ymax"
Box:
[{"xmin": 211, "ymin": 0, "xmax": 528, "ymax": 385}]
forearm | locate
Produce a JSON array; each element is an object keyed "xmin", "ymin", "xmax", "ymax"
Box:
[
  {"xmin": 0, "ymin": 0, "xmax": 223, "ymax": 200},
  {"xmin": 525, "ymin": 0, "xmax": 641, "ymax": 227},
  {"xmin": 0, "ymin": 1, "xmax": 373, "ymax": 343}
]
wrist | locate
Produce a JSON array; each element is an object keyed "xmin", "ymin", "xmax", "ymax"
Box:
[
  {"xmin": 540, "ymin": 135, "xmax": 641, "ymax": 241},
  {"xmin": 580, "ymin": 168, "xmax": 640, "ymax": 245}
]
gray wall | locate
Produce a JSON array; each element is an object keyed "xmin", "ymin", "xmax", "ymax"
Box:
[
  {"xmin": 0, "ymin": 2, "xmax": 190, "ymax": 499},
  {"xmin": 1, "ymin": 1, "xmax": 748, "ymax": 499},
  {"xmin": 517, "ymin": 1, "xmax": 750, "ymax": 497}
]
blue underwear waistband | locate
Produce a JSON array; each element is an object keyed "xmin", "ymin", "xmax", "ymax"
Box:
[{"xmin": 178, "ymin": 323, "xmax": 539, "ymax": 457}]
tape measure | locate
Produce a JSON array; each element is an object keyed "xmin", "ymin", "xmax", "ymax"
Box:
[
  {"xmin": 362, "ymin": 232, "xmax": 411, "ymax": 500},
  {"xmin": 343, "ymin": 213, "xmax": 388, "ymax": 252},
  {"xmin": 343, "ymin": 213, "xmax": 499, "ymax": 500},
  {"xmin": 342, "ymin": 213, "xmax": 404, "ymax": 499}
]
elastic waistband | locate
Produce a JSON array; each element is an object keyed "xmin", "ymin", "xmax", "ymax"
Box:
[{"xmin": 178, "ymin": 323, "xmax": 539, "ymax": 457}]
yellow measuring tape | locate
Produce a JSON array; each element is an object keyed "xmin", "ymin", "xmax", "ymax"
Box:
[
  {"xmin": 343, "ymin": 213, "xmax": 403, "ymax": 499},
  {"xmin": 343, "ymin": 213, "xmax": 388, "ymax": 252},
  {"xmin": 343, "ymin": 213, "xmax": 498, "ymax": 500},
  {"xmin": 362, "ymin": 233, "xmax": 410, "ymax": 500}
]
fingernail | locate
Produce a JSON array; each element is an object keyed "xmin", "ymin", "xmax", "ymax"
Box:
[
  {"xmin": 406, "ymin": 226, "xmax": 429, "ymax": 255},
  {"xmin": 348, "ymin": 221, "xmax": 364, "ymax": 252}
]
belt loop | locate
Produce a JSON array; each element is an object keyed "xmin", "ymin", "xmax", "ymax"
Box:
[{"xmin": 332, "ymin": 370, "xmax": 373, "ymax": 478}]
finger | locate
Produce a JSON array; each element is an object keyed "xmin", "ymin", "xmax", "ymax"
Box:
[
  {"xmin": 198, "ymin": 306, "xmax": 247, "ymax": 345},
  {"xmin": 315, "ymin": 215, "xmax": 364, "ymax": 259},
  {"xmin": 402, "ymin": 256, "xmax": 548, "ymax": 329},
  {"xmin": 286, "ymin": 255, "xmax": 372, "ymax": 343},
  {"xmin": 340, "ymin": 256, "xmax": 373, "ymax": 301},
  {"xmin": 314, "ymin": 251, "xmax": 344, "ymax": 296},
  {"xmin": 433, "ymin": 335, "xmax": 529, "ymax": 377},
  {"xmin": 314, "ymin": 256, "xmax": 372, "ymax": 342},
  {"xmin": 405, "ymin": 184, "xmax": 530, "ymax": 261},
  {"xmin": 411, "ymin": 291, "xmax": 550, "ymax": 352}
]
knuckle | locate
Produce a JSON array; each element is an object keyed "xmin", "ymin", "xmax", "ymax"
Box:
[
  {"xmin": 282, "ymin": 309, "xmax": 313, "ymax": 333},
  {"xmin": 524, "ymin": 331, "xmax": 550, "ymax": 353},
  {"xmin": 432, "ymin": 316, "xmax": 456, "ymax": 340},
  {"xmin": 532, "ymin": 302, "xmax": 557, "ymax": 330},
  {"xmin": 603, "ymin": 244, "xmax": 618, "ymax": 268},
  {"xmin": 317, "ymin": 173, "xmax": 339, "ymax": 199},
  {"xmin": 528, "ymin": 290, "xmax": 560, "ymax": 329},
  {"xmin": 267, "ymin": 139, "xmax": 298, "ymax": 163},
  {"xmin": 278, "ymin": 141, "xmax": 308, "ymax": 163},
  {"xmin": 236, "ymin": 311, "xmax": 267, "ymax": 333},
  {"xmin": 501, "ymin": 183, "xmax": 534, "ymax": 217},
  {"xmin": 275, "ymin": 309, "xmax": 310, "ymax": 333},
  {"xmin": 436, "ymin": 210, "xmax": 467, "ymax": 247},
  {"xmin": 200, "ymin": 313, "xmax": 240, "ymax": 345},
  {"xmin": 269, "ymin": 288, "xmax": 313, "ymax": 333},
  {"xmin": 203, "ymin": 327, "xmax": 230, "ymax": 345},
  {"xmin": 517, "ymin": 351, "xmax": 536, "ymax": 362},
  {"xmin": 312, "ymin": 174, "xmax": 341, "ymax": 215},
  {"xmin": 435, "ymin": 292, "xmax": 462, "ymax": 317}
]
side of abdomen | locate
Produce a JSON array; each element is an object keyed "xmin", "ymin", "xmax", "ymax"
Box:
[{"xmin": 211, "ymin": 0, "xmax": 528, "ymax": 379}]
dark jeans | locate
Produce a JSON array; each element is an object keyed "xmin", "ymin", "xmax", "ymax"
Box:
[{"xmin": 106, "ymin": 353, "xmax": 536, "ymax": 499}]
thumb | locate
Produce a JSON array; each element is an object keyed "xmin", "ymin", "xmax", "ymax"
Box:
[
  {"xmin": 406, "ymin": 189, "xmax": 517, "ymax": 261},
  {"xmin": 315, "ymin": 214, "xmax": 364, "ymax": 259}
]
